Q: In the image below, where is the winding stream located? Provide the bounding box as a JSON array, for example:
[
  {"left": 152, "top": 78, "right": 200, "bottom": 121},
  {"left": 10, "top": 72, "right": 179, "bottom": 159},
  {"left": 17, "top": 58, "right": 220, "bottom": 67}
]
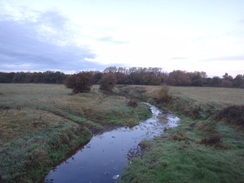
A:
[{"left": 45, "top": 103, "right": 180, "bottom": 183}]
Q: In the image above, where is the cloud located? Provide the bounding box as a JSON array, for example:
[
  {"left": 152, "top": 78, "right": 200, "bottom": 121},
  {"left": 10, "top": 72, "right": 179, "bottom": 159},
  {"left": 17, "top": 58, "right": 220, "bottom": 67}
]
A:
[
  {"left": 171, "top": 57, "right": 187, "bottom": 60},
  {"left": 203, "top": 55, "right": 244, "bottom": 62},
  {"left": 38, "top": 10, "right": 68, "bottom": 30},
  {"left": 0, "top": 10, "right": 106, "bottom": 72},
  {"left": 98, "top": 36, "right": 129, "bottom": 44}
]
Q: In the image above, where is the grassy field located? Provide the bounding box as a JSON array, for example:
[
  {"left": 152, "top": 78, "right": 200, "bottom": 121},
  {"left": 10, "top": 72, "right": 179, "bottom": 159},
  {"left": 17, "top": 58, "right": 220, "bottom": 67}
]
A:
[
  {"left": 1, "top": 84, "right": 243, "bottom": 182},
  {"left": 117, "top": 85, "right": 244, "bottom": 106},
  {"left": 169, "top": 86, "right": 244, "bottom": 106},
  {"left": 117, "top": 85, "right": 244, "bottom": 183},
  {"left": 0, "top": 84, "right": 151, "bottom": 182}
]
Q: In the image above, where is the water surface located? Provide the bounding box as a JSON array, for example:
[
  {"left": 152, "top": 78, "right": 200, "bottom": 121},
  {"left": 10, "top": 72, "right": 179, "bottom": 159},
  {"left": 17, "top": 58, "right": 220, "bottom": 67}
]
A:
[{"left": 45, "top": 103, "right": 179, "bottom": 183}]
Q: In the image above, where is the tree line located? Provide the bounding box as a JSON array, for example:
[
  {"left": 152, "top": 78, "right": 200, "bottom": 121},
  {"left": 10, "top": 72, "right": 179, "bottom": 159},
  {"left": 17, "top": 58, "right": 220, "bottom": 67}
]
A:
[
  {"left": 0, "top": 71, "right": 66, "bottom": 84},
  {"left": 0, "top": 67, "right": 243, "bottom": 89}
]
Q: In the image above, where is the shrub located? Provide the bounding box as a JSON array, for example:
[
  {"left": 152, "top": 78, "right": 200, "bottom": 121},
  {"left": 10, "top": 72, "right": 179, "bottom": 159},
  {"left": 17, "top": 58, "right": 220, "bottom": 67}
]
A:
[
  {"left": 127, "top": 99, "right": 138, "bottom": 108},
  {"left": 172, "top": 131, "right": 189, "bottom": 141},
  {"left": 215, "top": 105, "right": 244, "bottom": 126},
  {"left": 99, "top": 73, "right": 117, "bottom": 92},
  {"left": 65, "top": 72, "right": 93, "bottom": 93},
  {"left": 157, "top": 85, "right": 171, "bottom": 103},
  {"left": 200, "top": 135, "right": 222, "bottom": 146}
]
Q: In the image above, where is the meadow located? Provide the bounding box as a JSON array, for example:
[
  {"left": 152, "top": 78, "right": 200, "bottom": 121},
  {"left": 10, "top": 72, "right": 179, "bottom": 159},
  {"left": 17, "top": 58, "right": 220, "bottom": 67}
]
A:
[
  {"left": 0, "top": 84, "right": 151, "bottom": 182},
  {"left": 117, "top": 85, "right": 244, "bottom": 183},
  {"left": 0, "top": 83, "right": 243, "bottom": 183}
]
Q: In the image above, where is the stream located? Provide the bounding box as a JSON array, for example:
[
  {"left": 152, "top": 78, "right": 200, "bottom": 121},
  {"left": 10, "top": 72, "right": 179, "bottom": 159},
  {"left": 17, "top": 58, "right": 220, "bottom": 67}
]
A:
[{"left": 45, "top": 103, "right": 180, "bottom": 183}]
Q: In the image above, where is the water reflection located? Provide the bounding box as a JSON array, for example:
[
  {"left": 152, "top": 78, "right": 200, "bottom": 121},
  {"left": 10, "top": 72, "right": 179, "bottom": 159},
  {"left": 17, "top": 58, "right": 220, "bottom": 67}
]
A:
[{"left": 45, "top": 103, "right": 179, "bottom": 183}]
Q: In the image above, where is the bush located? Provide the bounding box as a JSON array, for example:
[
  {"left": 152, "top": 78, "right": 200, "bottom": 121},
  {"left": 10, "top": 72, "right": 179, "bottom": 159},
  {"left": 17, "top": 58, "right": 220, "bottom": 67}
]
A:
[
  {"left": 99, "top": 73, "right": 117, "bottom": 92},
  {"left": 200, "top": 135, "right": 222, "bottom": 146},
  {"left": 127, "top": 99, "right": 138, "bottom": 107},
  {"left": 65, "top": 72, "right": 93, "bottom": 93},
  {"left": 215, "top": 105, "right": 244, "bottom": 126},
  {"left": 157, "top": 85, "right": 171, "bottom": 103}
]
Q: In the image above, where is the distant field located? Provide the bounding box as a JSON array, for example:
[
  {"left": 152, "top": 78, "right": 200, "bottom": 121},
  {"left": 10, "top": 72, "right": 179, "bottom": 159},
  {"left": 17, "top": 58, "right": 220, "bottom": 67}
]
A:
[
  {"left": 169, "top": 86, "right": 244, "bottom": 106},
  {"left": 122, "top": 85, "right": 244, "bottom": 106}
]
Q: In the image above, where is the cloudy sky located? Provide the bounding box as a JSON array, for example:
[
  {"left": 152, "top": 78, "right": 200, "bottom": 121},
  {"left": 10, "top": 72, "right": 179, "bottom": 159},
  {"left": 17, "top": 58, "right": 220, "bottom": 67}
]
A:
[{"left": 0, "top": 0, "right": 243, "bottom": 76}]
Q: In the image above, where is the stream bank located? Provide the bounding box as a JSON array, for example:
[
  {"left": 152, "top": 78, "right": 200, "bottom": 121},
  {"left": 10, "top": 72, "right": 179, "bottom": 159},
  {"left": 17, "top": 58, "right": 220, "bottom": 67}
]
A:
[
  {"left": 117, "top": 86, "right": 244, "bottom": 183},
  {"left": 45, "top": 103, "right": 179, "bottom": 183},
  {"left": 0, "top": 84, "right": 151, "bottom": 183}
]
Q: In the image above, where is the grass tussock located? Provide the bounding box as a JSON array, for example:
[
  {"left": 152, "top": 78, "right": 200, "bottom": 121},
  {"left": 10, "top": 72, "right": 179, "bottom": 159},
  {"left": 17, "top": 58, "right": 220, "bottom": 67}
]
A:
[
  {"left": 156, "top": 85, "right": 171, "bottom": 103},
  {"left": 0, "top": 84, "right": 151, "bottom": 182}
]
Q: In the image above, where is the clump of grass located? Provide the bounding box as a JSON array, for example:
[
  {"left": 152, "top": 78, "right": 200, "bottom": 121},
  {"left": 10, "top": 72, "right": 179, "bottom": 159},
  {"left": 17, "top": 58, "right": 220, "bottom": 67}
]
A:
[
  {"left": 128, "top": 119, "right": 136, "bottom": 127},
  {"left": 139, "top": 140, "right": 151, "bottom": 150},
  {"left": 200, "top": 135, "right": 222, "bottom": 146},
  {"left": 127, "top": 99, "right": 138, "bottom": 107},
  {"left": 172, "top": 131, "right": 189, "bottom": 141}
]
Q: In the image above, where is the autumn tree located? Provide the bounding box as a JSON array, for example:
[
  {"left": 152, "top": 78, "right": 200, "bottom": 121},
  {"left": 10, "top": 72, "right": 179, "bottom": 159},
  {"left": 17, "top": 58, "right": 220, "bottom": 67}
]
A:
[
  {"left": 116, "top": 72, "right": 129, "bottom": 84},
  {"left": 188, "top": 71, "right": 206, "bottom": 86},
  {"left": 168, "top": 70, "right": 191, "bottom": 86},
  {"left": 221, "top": 73, "right": 233, "bottom": 87},
  {"left": 211, "top": 76, "right": 222, "bottom": 87},
  {"left": 99, "top": 73, "right": 117, "bottom": 92},
  {"left": 233, "top": 74, "right": 244, "bottom": 88},
  {"left": 65, "top": 72, "right": 93, "bottom": 93},
  {"left": 93, "top": 72, "right": 103, "bottom": 84}
]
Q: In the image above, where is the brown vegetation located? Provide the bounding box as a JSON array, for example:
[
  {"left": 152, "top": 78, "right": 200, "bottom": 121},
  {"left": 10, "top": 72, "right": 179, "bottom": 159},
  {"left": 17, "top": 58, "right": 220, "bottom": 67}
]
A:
[
  {"left": 200, "top": 135, "right": 222, "bottom": 146},
  {"left": 99, "top": 73, "right": 117, "bottom": 92},
  {"left": 214, "top": 105, "right": 244, "bottom": 126},
  {"left": 1, "top": 67, "right": 243, "bottom": 88},
  {"left": 65, "top": 71, "right": 93, "bottom": 93},
  {"left": 157, "top": 85, "right": 171, "bottom": 103}
]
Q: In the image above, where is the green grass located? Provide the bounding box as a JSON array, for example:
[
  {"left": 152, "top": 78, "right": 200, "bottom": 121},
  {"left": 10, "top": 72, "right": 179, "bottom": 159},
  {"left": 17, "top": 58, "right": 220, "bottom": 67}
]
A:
[
  {"left": 169, "top": 86, "right": 244, "bottom": 106},
  {"left": 118, "top": 85, "right": 244, "bottom": 183},
  {"left": 119, "top": 117, "right": 244, "bottom": 183},
  {"left": 117, "top": 85, "right": 244, "bottom": 106},
  {"left": 0, "top": 84, "right": 151, "bottom": 182}
]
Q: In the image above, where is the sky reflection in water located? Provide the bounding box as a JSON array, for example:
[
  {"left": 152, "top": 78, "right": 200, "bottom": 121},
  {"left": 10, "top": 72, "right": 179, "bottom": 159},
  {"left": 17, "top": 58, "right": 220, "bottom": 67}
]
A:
[{"left": 45, "top": 104, "right": 179, "bottom": 183}]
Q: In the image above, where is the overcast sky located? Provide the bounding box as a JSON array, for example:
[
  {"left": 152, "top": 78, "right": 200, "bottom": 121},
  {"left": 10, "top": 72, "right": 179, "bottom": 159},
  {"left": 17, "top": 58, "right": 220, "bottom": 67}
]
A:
[{"left": 0, "top": 0, "right": 243, "bottom": 76}]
